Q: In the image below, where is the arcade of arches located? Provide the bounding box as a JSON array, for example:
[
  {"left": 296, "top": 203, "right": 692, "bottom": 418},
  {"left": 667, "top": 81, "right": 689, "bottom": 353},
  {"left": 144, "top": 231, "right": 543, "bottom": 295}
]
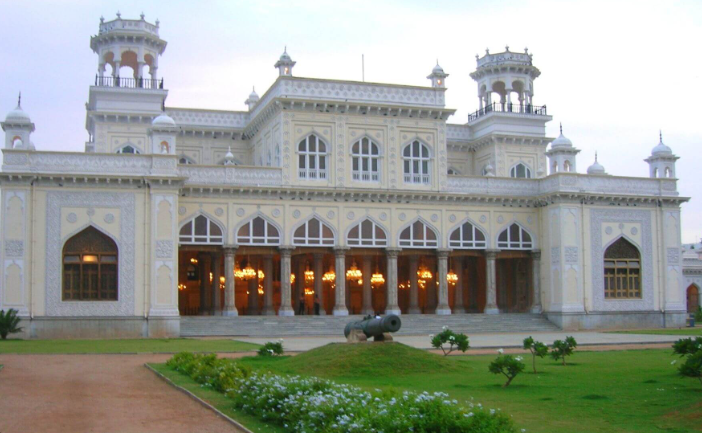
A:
[{"left": 175, "top": 215, "right": 542, "bottom": 316}]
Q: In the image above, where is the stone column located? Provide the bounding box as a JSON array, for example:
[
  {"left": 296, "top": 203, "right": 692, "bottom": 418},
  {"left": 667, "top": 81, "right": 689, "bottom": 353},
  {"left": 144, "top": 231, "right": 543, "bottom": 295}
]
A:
[
  {"left": 262, "top": 255, "right": 275, "bottom": 315},
  {"left": 484, "top": 249, "right": 500, "bottom": 314},
  {"left": 113, "top": 60, "right": 121, "bottom": 78},
  {"left": 453, "top": 256, "right": 465, "bottom": 314},
  {"left": 530, "top": 250, "right": 542, "bottom": 313},
  {"left": 198, "top": 253, "right": 209, "bottom": 315},
  {"left": 385, "top": 248, "right": 401, "bottom": 315},
  {"left": 211, "top": 252, "right": 222, "bottom": 315},
  {"left": 296, "top": 259, "right": 305, "bottom": 315},
  {"left": 333, "top": 247, "right": 349, "bottom": 316},
  {"left": 278, "top": 246, "right": 295, "bottom": 316},
  {"left": 223, "top": 247, "right": 238, "bottom": 316},
  {"left": 362, "top": 256, "right": 373, "bottom": 315},
  {"left": 247, "top": 259, "right": 260, "bottom": 315},
  {"left": 436, "top": 249, "right": 452, "bottom": 315},
  {"left": 313, "top": 253, "right": 325, "bottom": 315},
  {"left": 408, "top": 255, "right": 421, "bottom": 314}
]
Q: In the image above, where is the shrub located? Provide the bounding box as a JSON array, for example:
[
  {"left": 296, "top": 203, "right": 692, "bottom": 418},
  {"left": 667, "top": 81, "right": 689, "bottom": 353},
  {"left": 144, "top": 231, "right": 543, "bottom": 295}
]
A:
[
  {"left": 430, "top": 326, "right": 470, "bottom": 356},
  {"left": 551, "top": 336, "right": 578, "bottom": 366},
  {"left": 489, "top": 354, "right": 525, "bottom": 387},
  {"left": 695, "top": 307, "right": 702, "bottom": 323},
  {"left": 672, "top": 337, "right": 702, "bottom": 357},
  {"left": 672, "top": 337, "right": 702, "bottom": 388},
  {"left": 0, "top": 308, "right": 23, "bottom": 340},
  {"left": 257, "top": 339, "right": 284, "bottom": 357},
  {"left": 166, "top": 352, "right": 250, "bottom": 392},
  {"left": 523, "top": 336, "right": 548, "bottom": 373}
]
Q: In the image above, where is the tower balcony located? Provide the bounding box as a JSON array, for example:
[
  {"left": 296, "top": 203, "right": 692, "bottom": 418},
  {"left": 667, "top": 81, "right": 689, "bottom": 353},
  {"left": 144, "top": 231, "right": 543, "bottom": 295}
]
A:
[
  {"left": 94, "top": 75, "right": 164, "bottom": 90},
  {"left": 467, "top": 102, "right": 547, "bottom": 123}
]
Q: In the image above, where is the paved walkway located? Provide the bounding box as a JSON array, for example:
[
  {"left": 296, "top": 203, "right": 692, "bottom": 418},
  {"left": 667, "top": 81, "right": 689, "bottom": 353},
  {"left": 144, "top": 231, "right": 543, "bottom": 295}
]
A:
[
  {"left": 0, "top": 354, "right": 245, "bottom": 433},
  {"left": 235, "top": 330, "right": 689, "bottom": 352}
]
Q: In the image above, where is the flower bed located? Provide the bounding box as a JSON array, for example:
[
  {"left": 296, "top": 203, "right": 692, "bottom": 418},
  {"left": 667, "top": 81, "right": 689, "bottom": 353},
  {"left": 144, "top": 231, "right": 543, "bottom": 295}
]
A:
[{"left": 166, "top": 352, "right": 516, "bottom": 432}]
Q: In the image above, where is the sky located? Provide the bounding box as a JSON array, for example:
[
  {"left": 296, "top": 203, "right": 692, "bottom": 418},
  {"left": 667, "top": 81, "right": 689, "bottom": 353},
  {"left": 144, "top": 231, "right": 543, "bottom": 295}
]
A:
[{"left": 1, "top": 0, "right": 700, "bottom": 241}]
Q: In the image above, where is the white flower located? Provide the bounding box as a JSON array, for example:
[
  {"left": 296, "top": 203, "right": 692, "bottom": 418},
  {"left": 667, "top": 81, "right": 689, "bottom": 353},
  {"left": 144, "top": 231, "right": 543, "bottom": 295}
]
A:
[
  {"left": 497, "top": 348, "right": 504, "bottom": 354},
  {"left": 671, "top": 360, "right": 677, "bottom": 365}
]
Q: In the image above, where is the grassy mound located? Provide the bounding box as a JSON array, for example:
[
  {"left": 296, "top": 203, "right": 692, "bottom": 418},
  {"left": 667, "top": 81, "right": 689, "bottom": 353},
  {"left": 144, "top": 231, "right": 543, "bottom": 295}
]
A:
[{"left": 244, "top": 342, "right": 459, "bottom": 378}]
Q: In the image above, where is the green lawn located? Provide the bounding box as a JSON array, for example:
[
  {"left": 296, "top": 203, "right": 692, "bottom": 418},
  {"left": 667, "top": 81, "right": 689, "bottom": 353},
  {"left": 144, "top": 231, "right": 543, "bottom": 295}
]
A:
[
  {"left": 228, "top": 344, "right": 701, "bottom": 433},
  {"left": 0, "top": 338, "right": 259, "bottom": 354},
  {"left": 610, "top": 327, "right": 701, "bottom": 336}
]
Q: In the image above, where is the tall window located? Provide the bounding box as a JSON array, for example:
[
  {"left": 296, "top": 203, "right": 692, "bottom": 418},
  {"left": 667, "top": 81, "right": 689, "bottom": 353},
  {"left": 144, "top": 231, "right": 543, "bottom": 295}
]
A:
[
  {"left": 179, "top": 215, "right": 224, "bottom": 244},
  {"left": 604, "top": 237, "right": 641, "bottom": 299},
  {"left": 403, "top": 140, "right": 431, "bottom": 184},
  {"left": 298, "top": 134, "right": 327, "bottom": 180},
  {"left": 293, "top": 217, "right": 334, "bottom": 246},
  {"left": 347, "top": 219, "right": 387, "bottom": 247},
  {"left": 497, "top": 223, "right": 533, "bottom": 249},
  {"left": 116, "top": 144, "right": 140, "bottom": 154},
  {"left": 267, "top": 150, "right": 272, "bottom": 167},
  {"left": 62, "top": 226, "right": 118, "bottom": 301},
  {"left": 352, "top": 137, "right": 380, "bottom": 182},
  {"left": 237, "top": 216, "right": 280, "bottom": 245},
  {"left": 399, "top": 220, "right": 438, "bottom": 248},
  {"left": 449, "top": 221, "right": 487, "bottom": 249},
  {"left": 510, "top": 163, "right": 532, "bottom": 178}
]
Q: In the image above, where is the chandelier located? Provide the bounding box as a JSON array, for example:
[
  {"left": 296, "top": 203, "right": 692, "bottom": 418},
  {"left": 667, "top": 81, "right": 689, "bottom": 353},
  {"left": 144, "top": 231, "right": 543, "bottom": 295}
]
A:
[
  {"left": 258, "top": 269, "right": 265, "bottom": 280},
  {"left": 290, "top": 273, "right": 296, "bottom": 284},
  {"left": 304, "top": 262, "right": 315, "bottom": 283},
  {"left": 418, "top": 268, "right": 433, "bottom": 280},
  {"left": 323, "top": 266, "right": 336, "bottom": 283},
  {"left": 346, "top": 261, "right": 362, "bottom": 280},
  {"left": 304, "top": 288, "right": 315, "bottom": 296},
  {"left": 178, "top": 283, "right": 186, "bottom": 291},
  {"left": 258, "top": 284, "right": 264, "bottom": 295},
  {"left": 447, "top": 269, "right": 458, "bottom": 285},
  {"left": 241, "top": 262, "right": 256, "bottom": 281},
  {"left": 418, "top": 279, "right": 427, "bottom": 289},
  {"left": 234, "top": 264, "right": 244, "bottom": 280},
  {"left": 370, "top": 265, "right": 385, "bottom": 287}
]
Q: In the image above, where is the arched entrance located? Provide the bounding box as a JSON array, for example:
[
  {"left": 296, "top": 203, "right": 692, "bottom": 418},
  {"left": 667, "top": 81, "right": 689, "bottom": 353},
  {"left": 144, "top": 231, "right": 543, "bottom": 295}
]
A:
[{"left": 687, "top": 284, "right": 700, "bottom": 314}]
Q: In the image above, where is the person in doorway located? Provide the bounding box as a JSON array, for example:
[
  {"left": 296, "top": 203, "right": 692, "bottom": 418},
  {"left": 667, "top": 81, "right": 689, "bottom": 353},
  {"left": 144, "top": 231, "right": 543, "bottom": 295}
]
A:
[
  {"left": 314, "top": 294, "right": 320, "bottom": 315},
  {"left": 298, "top": 294, "right": 305, "bottom": 315}
]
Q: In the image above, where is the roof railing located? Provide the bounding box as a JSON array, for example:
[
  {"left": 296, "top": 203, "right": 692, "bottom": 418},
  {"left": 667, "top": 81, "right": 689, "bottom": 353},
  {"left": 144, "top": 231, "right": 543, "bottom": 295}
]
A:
[
  {"left": 467, "top": 102, "right": 547, "bottom": 122},
  {"left": 94, "top": 75, "right": 164, "bottom": 90}
]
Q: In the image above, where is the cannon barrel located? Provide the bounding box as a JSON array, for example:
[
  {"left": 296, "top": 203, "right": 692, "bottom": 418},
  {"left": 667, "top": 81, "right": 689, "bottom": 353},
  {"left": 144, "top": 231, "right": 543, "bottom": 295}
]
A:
[{"left": 344, "top": 314, "right": 401, "bottom": 338}]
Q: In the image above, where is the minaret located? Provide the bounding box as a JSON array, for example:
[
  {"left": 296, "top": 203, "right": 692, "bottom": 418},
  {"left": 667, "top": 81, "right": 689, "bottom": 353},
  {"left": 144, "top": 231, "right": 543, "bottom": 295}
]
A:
[
  {"left": 427, "top": 60, "right": 448, "bottom": 88},
  {"left": 245, "top": 87, "right": 260, "bottom": 111},
  {"left": 645, "top": 131, "right": 678, "bottom": 178},
  {"left": 274, "top": 47, "right": 296, "bottom": 77},
  {"left": 2, "top": 93, "right": 35, "bottom": 150},
  {"left": 545, "top": 123, "right": 580, "bottom": 174},
  {"left": 148, "top": 106, "right": 178, "bottom": 155}
]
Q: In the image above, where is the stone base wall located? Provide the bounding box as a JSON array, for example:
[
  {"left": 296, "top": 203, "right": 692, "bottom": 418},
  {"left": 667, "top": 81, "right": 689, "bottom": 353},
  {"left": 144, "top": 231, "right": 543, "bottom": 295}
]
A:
[
  {"left": 15, "top": 316, "right": 180, "bottom": 339},
  {"left": 546, "top": 310, "right": 688, "bottom": 330}
]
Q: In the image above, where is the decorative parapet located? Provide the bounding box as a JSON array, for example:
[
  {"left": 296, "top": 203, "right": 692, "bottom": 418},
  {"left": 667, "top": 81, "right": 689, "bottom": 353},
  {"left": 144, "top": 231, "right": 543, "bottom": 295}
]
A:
[
  {"left": 98, "top": 17, "right": 160, "bottom": 36},
  {"left": 476, "top": 51, "right": 532, "bottom": 68},
  {"left": 446, "top": 124, "right": 471, "bottom": 142},
  {"left": 178, "top": 165, "right": 282, "bottom": 186},
  {"left": 446, "top": 176, "right": 539, "bottom": 197},
  {"left": 166, "top": 108, "right": 248, "bottom": 129}
]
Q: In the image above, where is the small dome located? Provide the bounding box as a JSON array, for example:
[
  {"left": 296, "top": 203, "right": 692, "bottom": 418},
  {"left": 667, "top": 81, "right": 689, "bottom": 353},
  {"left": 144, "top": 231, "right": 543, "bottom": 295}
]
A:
[
  {"left": 279, "top": 48, "right": 292, "bottom": 62},
  {"left": 248, "top": 88, "right": 259, "bottom": 100},
  {"left": 484, "top": 163, "right": 495, "bottom": 177},
  {"left": 152, "top": 112, "right": 176, "bottom": 127},
  {"left": 432, "top": 63, "right": 445, "bottom": 74},
  {"left": 652, "top": 133, "right": 672, "bottom": 155},
  {"left": 551, "top": 123, "right": 572, "bottom": 148},
  {"left": 5, "top": 105, "right": 31, "bottom": 123},
  {"left": 587, "top": 153, "right": 606, "bottom": 175}
]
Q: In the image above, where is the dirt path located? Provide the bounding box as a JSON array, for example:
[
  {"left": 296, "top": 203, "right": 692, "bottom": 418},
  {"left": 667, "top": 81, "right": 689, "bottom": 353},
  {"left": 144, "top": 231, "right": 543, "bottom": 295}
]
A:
[{"left": 0, "top": 353, "right": 247, "bottom": 433}]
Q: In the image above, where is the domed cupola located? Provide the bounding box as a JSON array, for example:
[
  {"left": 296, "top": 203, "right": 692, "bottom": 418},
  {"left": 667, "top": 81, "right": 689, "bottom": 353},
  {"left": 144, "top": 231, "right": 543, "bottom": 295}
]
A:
[
  {"left": 274, "top": 47, "right": 296, "bottom": 77},
  {"left": 223, "top": 146, "right": 236, "bottom": 165},
  {"left": 645, "top": 131, "right": 678, "bottom": 178},
  {"left": 152, "top": 112, "right": 176, "bottom": 127},
  {"left": 245, "top": 87, "right": 260, "bottom": 111},
  {"left": 427, "top": 60, "right": 449, "bottom": 88},
  {"left": 148, "top": 107, "right": 178, "bottom": 155},
  {"left": 2, "top": 93, "right": 36, "bottom": 150},
  {"left": 586, "top": 152, "right": 607, "bottom": 175},
  {"left": 546, "top": 123, "right": 579, "bottom": 174}
]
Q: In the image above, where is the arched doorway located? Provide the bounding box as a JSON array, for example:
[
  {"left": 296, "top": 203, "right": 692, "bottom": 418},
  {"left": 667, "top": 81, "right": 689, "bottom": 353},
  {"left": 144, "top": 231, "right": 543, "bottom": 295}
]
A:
[{"left": 687, "top": 285, "right": 700, "bottom": 314}]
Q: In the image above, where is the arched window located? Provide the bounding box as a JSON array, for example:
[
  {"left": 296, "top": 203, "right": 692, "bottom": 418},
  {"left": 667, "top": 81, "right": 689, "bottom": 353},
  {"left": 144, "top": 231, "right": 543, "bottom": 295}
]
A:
[
  {"left": 347, "top": 219, "right": 387, "bottom": 247},
  {"left": 403, "top": 140, "right": 431, "bottom": 184},
  {"left": 449, "top": 221, "right": 487, "bottom": 249},
  {"left": 563, "top": 160, "right": 572, "bottom": 172},
  {"left": 178, "top": 155, "right": 195, "bottom": 165},
  {"left": 510, "top": 163, "right": 532, "bottom": 179},
  {"left": 275, "top": 145, "right": 281, "bottom": 167},
  {"left": 237, "top": 217, "right": 280, "bottom": 245},
  {"left": 352, "top": 137, "right": 380, "bottom": 182},
  {"left": 267, "top": 150, "right": 272, "bottom": 167},
  {"left": 293, "top": 217, "right": 334, "bottom": 246},
  {"left": 664, "top": 167, "right": 671, "bottom": 178},
  {"left": 497, "top": 223, "right": 533, "bottom": 249},
  {"left": 62, "top": 226, "right": 118, "bottom": 301},
  {"left": 298, "top": 134, "right": 327, "bottom": 179},
  {"left": 653, "top": 167, "right": 659, "bottom": 178},
  {"left": 179, "top": 215, "right": 224, "bottom": 244},
  {"left": 399, "top": 220, "right": 438, "bottom": 248},
  {"left": 604, "top": 237, "right": 641, "bottom": 299},
  {"left": 552, "top": 162, "right": 559, "bottom": 173},
  {"left": 447, "top": 167, "right": 461, "bottom": 175},
  {"left": 116, "top": 144, "right": 140, "bottom": 154}
]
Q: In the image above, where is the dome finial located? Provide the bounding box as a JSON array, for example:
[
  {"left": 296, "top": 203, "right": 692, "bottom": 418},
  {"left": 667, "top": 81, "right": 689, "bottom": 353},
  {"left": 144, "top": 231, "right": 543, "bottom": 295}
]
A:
[
  {"left": 560, "top": 122, "right": 562, "bottom": 135},
  {"left": 140, "top": 12, "right": 145, "bottom": 20},
  {"left": 595, "top": 151, "right": 598, "bottom": 162},
  {"left": 17, "top": 92, "right": 21, "bottom": 108},
  {"left": 659, "top": 130, "right": 663, "bottom": 143},
  {"left": 505, "top": 45, "right": 509, "bottom": 52},
  {"left": 116, "top": 10, "right": 121, "bottom": 19}
]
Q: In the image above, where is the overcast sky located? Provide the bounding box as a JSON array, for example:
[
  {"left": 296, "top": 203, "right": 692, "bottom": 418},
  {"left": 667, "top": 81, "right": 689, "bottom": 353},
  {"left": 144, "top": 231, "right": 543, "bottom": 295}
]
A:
[{"left": 1, "top": 0, "right": 700, "bottom": 242}]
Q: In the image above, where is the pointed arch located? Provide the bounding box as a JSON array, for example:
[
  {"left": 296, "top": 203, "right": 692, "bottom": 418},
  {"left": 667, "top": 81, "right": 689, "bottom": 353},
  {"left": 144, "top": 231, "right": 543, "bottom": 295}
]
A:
[
  {"left": 62, "top": 225, "right": 118, "bottom": 301},
  {"left": 497, "top": 222, "right": 533, "bottom": 249},
  {"left": 449, "top": 218, "right": 487, "bottom": 249},
  {"left": 398, "top": 218, "right": 439, "bottom": 248},
  {"left": 604, "top": 236, "right": 641, "bottom": 299},
  {"left": 178, "top": 154, "right": 196, "bottom": 165},
  {"left": 509, "top": 162, "right": 532, "bottom": 179},
  {"left": 235, "top": 214, "right": 281, "bottom": 245},
  {"left": 116, "top": 143, "right": 141, "bottom": 154},
  {"left": 351, "top": 136, "right": 381, "bottom": 182},
  {"left": 179, "top": 214, "right": 224, "bottom": 245},
  {"left": 402, "top": 139, "right": 432, "bottom": 184},
  {"left": 298, "top": 133, "right": 328, "bottom": 179},
  {"left": 292, "top": 215, "right": 335, "bottom": 246},
  {"left": 346, "top": 217, "right": 388, "bottom": 247}
]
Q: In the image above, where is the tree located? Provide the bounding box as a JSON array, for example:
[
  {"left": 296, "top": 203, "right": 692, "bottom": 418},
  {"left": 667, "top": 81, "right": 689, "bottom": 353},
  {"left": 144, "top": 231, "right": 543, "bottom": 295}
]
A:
[
  {"left": 550, "top": 336, "right": 578, "bottom": 366},
  {"left": 672, "top": 337, "right": 702, "bottom": 388},
  {"left": 0, "top": 308, "right": 23, "bottom": 340},
  {"left": 430, "top": 327, "right": 470, "bottom": 356},
  {"left": 523, "top": 336, "right": 548, "bottom": 373},
  {"left": 489, "top": 355, "right": 525, "bottom": 387}
]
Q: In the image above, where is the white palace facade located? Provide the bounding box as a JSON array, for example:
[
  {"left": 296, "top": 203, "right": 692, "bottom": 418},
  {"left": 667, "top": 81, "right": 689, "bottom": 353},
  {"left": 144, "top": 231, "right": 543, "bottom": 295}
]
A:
[{"left": 0, "top": 15, "right": 693, "bottom": 338}]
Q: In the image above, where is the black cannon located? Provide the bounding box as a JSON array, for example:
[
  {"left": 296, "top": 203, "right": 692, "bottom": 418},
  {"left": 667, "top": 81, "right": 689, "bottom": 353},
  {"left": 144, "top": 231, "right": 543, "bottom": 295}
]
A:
[{"left": 344, "top": 314, "right": 401, "bottom": 342}]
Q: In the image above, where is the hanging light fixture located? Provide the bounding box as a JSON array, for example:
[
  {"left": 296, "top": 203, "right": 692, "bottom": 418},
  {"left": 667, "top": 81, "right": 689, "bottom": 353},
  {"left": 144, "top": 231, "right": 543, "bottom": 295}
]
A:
[
  {"left": 234, "top": 263, "right": 244, "bottom": 280},
  {"left": 323, "top": 266, "right": 336, "bottom": 283},
  {"left": 304, "top": 262, "right": 315, "bottom": 283},
  {"left": 290, "top": 273, "right": 296, "bottom": 284},
  {"left": 241, "top": 257, "right": 256, "bottom": 281},
  {"left": 258, "top": 284, "right": 264, "bottom": 295},
  {"left": 219, "top": 276, "right": 226, "bottom": 285},
  {"left": 178, "top": 283, "right": 186, "bottom": 291},
  {"left": 258, "top": 269, "right": 265, "bottom": 280},
  {"left": 418, "top": 267, "right": 433, "bottom": 280},
  {"left": 447, "top": 258, "right": 457, "bottom": 285},
  {"left": 304, "top": 288, "right": 314, "bottom": 296},
  {"left": 190, "top": 257, "right": 199, "bottom": 264},
  {"left": 370, "top": 264, "right": 385, "bottom": 287},
  {"left": 346, "top": 260, "right": 362, "bottom": 280}
]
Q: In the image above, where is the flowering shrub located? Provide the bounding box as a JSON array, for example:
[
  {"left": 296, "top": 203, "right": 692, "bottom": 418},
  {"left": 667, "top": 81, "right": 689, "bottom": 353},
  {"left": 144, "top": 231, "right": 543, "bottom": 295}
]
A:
[
  {"left": 551, "top": 336, "right": 578, "bottom": 366},
  {"left": 257, "top": 339, "right": 284, "bottom": 357},
  {"left": 523, "top": 336, "right": 548, "bottom": 373},
  {"left": 488, "top": 353, "right": 525, "bottom": 387},
  {"left": 166, "top": 352, "right": 251, "bottom": 393},
  {"left": 672, "top": 337, "right": 702, "bottom": 387},
  {"left": 430, "top": 326, "right": 470, "bottom": 356},
  {"left": 166, "top": 352, "right": 517, "bottom": 432}
]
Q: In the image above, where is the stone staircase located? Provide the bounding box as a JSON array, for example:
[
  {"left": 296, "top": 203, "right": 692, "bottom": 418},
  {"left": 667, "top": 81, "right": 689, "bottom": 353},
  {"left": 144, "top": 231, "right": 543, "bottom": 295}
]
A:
[{"left": 180, "top": 313, "right": 560, "bottom": 337}]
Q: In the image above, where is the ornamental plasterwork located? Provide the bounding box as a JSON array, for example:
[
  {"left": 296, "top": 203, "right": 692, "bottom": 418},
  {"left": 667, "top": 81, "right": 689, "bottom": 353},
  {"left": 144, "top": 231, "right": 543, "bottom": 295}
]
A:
[
  {"left": 3, "top": 151, "right": 177, "bottom": 177},
  {"left": 45, "top": 191, "right": 135, "bottom": 316},
  {"left": 590, "top": 209, "right": 653, "bottom": 312},
  {"left": 564, "top": 246, "right": 578, "bottom": 264},
  {"left": 667, "top": 248, "right": 680, "bottom": 265},
  {"left": 178, "top": 166, "right": 282, "bottom": 186},
  {"left": 551, "top": 247, "right": 560, "bottom": 266},
  {"left": 4, "top": 240, "right": 23, "bottom": 258},
  {"left": 155, "top": 240, "right": 174, "bottom": 258}
]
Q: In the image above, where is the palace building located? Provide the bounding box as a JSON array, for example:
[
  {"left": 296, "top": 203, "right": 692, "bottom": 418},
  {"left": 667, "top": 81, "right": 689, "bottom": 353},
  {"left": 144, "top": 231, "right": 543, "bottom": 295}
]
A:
[{"left": 0, "top": 15, "right": 693, "bottom": 338}]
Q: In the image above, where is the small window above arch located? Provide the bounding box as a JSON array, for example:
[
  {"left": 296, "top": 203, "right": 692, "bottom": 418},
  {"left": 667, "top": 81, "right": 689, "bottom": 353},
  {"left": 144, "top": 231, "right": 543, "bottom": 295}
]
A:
[
  {"left": 347, "top": 218, "right": 387, "bottom": 247},
  {"left": 399, "top": 220, "right": 438, "bottom": 248},
  {"left": 449, "top": 221, "right": 487, "bottom": 249},
  {"left": 293, "top": 217, "right": 334, "bottom": 246},
  {"left": 497, "top": 223, "right": 532, "bottom": 249},
  {"left": 179, "top": 215, "right": 224, "bottom": 244},
  {"left": 116, "top": 144, "right": 141, "bottom": 154},
  {"left": 510, "top": 163, "right": 532, "bottom": 179},
  {"left": 237, "top": 216, "right": 280, "bottom": 245}
]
